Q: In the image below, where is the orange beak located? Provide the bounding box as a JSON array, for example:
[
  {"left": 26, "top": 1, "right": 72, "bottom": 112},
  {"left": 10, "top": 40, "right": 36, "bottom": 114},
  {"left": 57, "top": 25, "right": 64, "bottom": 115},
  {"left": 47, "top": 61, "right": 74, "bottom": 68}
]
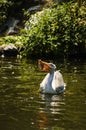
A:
[{"left": 38, "top": 59, "right": 51, "bottom": 71}]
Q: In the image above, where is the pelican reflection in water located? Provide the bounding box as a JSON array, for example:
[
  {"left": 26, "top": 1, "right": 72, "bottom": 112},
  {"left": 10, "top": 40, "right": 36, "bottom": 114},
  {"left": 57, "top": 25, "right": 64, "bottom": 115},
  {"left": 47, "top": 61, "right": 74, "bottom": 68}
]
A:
[{"left": 38, "top": 60, "right": 66, "bottom": 94}]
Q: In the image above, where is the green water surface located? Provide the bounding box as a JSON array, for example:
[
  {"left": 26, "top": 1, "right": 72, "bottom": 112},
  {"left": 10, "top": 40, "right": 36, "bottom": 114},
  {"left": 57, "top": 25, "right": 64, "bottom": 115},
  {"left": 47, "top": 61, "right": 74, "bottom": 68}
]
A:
[{"left": 0, "top": 58, "right": 86, "bottom": 130}]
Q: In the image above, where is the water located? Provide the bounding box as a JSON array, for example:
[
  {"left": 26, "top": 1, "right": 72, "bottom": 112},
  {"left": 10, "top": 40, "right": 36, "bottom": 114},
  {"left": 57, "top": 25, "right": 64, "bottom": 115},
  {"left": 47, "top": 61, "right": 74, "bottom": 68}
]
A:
[{"left": 0, "top": 57, "right": 86, "bottom": 130}]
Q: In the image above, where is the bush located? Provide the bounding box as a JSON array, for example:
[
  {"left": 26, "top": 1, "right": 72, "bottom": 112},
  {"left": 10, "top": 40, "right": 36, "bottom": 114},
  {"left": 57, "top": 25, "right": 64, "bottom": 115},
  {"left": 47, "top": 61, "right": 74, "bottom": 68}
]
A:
[
  {"left": 0, "top": 0, "right": 8, "bottom": 27},
  {"left": 21, "top": 2, "right": 86, "bottom": 58}
]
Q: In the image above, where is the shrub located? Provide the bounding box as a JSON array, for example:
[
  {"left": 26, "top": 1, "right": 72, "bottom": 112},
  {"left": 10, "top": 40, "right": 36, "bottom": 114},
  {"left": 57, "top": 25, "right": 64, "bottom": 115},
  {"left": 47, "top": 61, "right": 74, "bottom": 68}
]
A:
[{"left": 22, "top": 2, "right": 86, "bottom": 58}]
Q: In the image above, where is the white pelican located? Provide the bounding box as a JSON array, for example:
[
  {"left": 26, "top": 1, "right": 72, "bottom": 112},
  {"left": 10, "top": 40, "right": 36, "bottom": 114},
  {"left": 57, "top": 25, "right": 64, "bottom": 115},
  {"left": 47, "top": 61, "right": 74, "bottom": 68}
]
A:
[{"left": 38, "top": 60, "right": 66, "bottom": 94}]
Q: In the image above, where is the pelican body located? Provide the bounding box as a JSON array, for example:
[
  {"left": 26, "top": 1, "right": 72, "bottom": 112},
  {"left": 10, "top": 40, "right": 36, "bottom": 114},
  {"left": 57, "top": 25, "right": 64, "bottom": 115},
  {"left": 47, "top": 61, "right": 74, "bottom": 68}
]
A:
[{"left": 38, "top": 60, "right": 66, "bottom": 94}]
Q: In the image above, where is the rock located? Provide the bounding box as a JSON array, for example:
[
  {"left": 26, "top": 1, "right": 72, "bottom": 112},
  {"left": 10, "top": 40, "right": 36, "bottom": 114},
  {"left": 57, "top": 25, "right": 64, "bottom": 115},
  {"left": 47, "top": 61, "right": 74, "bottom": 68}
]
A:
[
  {"left": 0, "top": 18, "right": 20, "bottom": 36},
  {"left": 6, "top": 18, "right": 19, "bottom": 35},
  {"left": 28, "top": 5, "right": 41, "bottom": 12},
  {"left": 3, "top": 44, "right": 18, "bottom": 57}
]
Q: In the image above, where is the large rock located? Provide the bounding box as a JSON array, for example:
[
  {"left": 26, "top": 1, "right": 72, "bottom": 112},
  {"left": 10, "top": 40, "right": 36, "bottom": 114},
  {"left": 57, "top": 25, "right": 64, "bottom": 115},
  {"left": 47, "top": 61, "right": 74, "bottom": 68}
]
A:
[
  {"left": 3, "top": 44, "right": 18, "bottom": 57},
  {"left": 6, "top": 18, "right": 19, "bottom": 35}
]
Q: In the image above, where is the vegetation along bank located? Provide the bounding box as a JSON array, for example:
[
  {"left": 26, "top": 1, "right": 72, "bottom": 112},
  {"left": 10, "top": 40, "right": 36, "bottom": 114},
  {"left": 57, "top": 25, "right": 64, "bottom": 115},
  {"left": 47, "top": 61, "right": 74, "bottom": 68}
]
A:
[{"left": 0, "top": 0, "right": 86, "bottom": 59}]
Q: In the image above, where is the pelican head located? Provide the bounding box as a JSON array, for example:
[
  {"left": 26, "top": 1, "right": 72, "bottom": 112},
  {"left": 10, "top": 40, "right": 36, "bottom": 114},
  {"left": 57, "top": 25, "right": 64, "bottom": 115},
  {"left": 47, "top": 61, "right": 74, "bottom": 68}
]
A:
[{"left": 38, "top": 59, "right": 56, "bottom": 72}]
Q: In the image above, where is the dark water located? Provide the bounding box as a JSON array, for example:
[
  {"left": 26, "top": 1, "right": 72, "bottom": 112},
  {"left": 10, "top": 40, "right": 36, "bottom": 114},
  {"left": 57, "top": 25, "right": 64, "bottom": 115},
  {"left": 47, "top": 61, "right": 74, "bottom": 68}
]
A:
[{"left": 0, "top": 58, "right": 86, "bottom": 130}]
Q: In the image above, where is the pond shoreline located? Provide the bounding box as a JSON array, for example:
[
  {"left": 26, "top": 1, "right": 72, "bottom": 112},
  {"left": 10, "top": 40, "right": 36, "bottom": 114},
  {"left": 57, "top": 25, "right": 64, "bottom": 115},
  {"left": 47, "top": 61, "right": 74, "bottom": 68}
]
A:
[{"left": 0, "top": 41, "right": 85, "bottom": 59}]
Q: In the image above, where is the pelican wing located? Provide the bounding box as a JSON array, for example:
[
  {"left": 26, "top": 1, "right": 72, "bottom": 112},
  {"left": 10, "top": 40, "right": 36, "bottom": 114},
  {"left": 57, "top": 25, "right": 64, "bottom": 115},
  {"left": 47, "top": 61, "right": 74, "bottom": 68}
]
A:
[
  {"left": 52, "top": 71, "right": 65, "bottom": 91},
  {"left": 40, "top": 73, "right": 50, "bottom": 89}
]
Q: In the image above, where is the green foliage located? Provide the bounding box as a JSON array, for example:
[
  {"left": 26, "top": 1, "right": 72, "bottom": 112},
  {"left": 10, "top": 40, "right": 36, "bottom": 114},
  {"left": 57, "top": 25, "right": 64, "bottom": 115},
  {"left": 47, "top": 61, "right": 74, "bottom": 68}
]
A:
[
  {"left": 0, "top": 0, "right": 20, "bottom": 27},
  {"left": 21, "top": 2, "right": 86, "bottom": 58},
  {"left": 0, "top": 36, "right": 24, "bottom": 48},
  {"left": 0, "top": 0, "right": 8, "bottom": 27},
  {"left": 0, "top": 1, "right": 85, "bottom": 58},
  {"left": 0, "top": 0, "right": 25, "bottom": 27}
]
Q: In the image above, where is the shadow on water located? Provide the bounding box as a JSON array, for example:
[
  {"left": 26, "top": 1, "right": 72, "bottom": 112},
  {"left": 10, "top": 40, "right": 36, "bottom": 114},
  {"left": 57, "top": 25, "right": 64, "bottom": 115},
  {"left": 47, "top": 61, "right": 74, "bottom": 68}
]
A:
[{"left": 0, "top": 57, "right": 86, "bottom": 130}]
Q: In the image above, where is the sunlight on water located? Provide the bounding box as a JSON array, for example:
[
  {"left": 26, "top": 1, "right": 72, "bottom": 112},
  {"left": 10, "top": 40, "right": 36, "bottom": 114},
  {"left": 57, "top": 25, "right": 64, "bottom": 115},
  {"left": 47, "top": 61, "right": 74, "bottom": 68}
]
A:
[{"left": 0, "top": 57, "right": 86, "bottom": 130}]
